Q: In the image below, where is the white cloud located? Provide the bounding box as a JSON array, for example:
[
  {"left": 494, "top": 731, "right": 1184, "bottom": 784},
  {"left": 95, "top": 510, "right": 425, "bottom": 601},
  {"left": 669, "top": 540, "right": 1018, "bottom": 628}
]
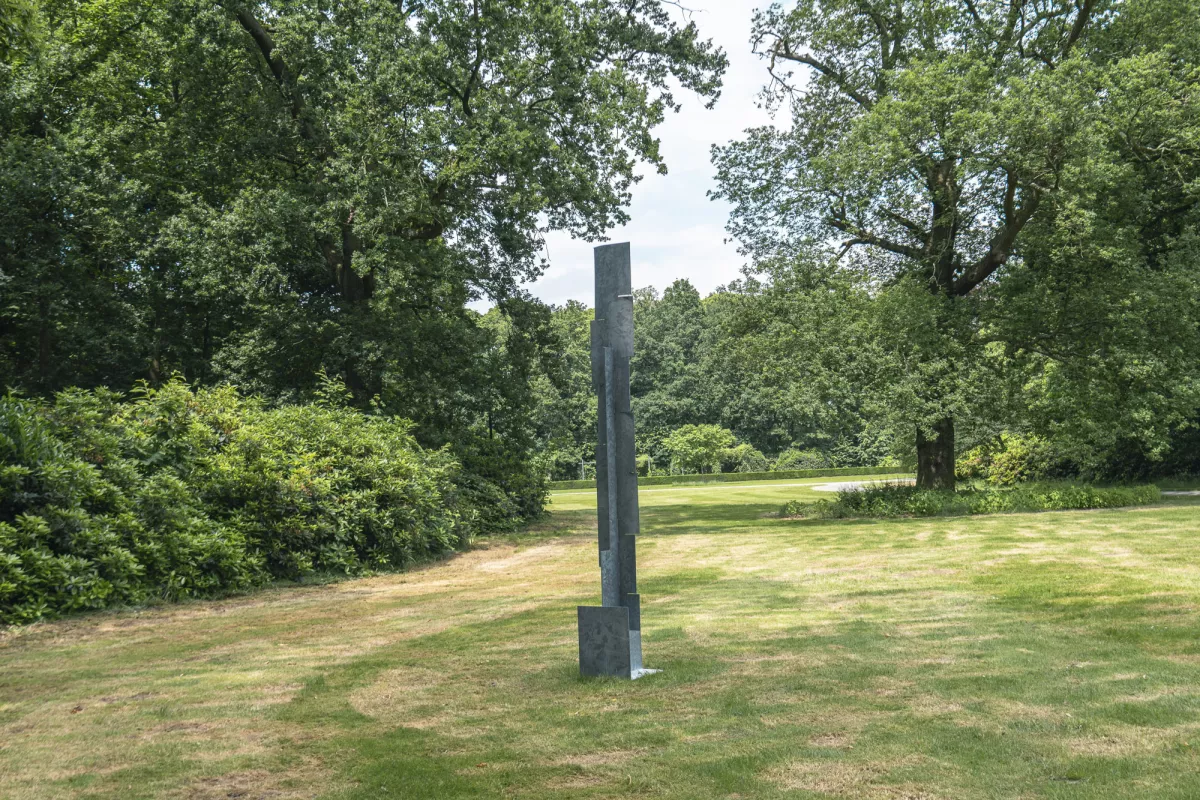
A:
[{"left": 497, "top": 1, "right": 778, "bottom": 309}]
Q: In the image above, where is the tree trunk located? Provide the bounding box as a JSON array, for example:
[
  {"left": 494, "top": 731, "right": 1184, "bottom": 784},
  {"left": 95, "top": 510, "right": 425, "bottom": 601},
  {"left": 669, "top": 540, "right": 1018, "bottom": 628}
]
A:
[
  {"left": 320, "top": 223, "right": 378, "bottom": 403},
  {"left": 916, "top": 417, "right": 956, "bottom": 490},
  {"left": 37, "top": 295, "right": 52, "bottom": 388}
]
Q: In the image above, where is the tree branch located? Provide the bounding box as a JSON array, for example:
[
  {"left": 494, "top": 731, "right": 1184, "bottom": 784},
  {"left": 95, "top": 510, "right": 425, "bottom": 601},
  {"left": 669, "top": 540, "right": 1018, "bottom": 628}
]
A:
[
  {"left": 962, "top": 0, "right": 983, "bottom": 26},
  {"left": 461, "top": 0, "right": 485, "bottom": 117},
  {"left": 954, "top": 187, "right": 1041, "bottom": 295},
  {"left": 882, "top": 209, "right": 929, "bottom": 241},
  {"left": 770, "top": 41, "right": 874, "bottom": 109},
  {"left": 232, "top": 6, "right": 329, "bottom": 153},
  {"left": 1062, "top": 0, "right": 1095, "bottom": 56},
  {"left": 233, "top": 8, "right": 303, "bottom": 123},
  {"left": 828, "top": 215, "right": 923, "bottom": 260}
]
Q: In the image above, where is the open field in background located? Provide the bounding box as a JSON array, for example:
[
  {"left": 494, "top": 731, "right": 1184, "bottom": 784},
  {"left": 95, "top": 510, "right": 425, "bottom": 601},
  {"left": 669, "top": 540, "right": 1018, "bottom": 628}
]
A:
[
  {"left": 2, "top": 475, "right": 1200, "bottom": 799},
  {"left": 547, "top": 474, "right": 907, "bottom": 505}
]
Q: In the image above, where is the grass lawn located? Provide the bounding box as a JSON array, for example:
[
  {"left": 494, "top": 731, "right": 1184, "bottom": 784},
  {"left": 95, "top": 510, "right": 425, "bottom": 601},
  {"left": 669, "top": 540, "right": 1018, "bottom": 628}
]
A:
[{"left": 3, "top": 474, "right": 1200, "bottom": 798}]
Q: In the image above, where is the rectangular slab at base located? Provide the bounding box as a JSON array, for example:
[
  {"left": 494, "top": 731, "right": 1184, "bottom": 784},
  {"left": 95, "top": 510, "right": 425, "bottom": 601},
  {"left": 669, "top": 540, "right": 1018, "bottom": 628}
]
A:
[{"left": 578, "top": 606, "right": 659, "bottom": 680}]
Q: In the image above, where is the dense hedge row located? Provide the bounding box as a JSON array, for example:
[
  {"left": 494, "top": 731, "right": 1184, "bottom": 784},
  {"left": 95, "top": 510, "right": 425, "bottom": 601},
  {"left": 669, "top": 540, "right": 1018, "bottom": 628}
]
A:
[
  {"left": 550, "top": 466, "right": 909, "bottom": 491},
  {"left": 0, "top": 382, "right": 479, "bottom": 623},
  {"left": 782, "top": 482, "right": 1162, "bottom": 519}
]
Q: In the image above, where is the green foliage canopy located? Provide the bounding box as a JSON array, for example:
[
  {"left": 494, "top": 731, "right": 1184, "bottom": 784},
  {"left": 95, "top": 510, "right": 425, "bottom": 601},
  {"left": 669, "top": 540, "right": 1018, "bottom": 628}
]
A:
[
  {"left": 0, "top": 0, "right": 727, "bottom": 519},
  {"left": 713, "top": 0, "right": 1200, "bottom": 487}
]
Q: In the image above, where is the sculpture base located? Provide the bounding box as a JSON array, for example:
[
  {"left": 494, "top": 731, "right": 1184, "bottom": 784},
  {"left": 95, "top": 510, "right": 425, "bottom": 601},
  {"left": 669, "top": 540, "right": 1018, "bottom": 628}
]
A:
[{"left": 577, "top": 606, "right": 658, "bottom": 680}]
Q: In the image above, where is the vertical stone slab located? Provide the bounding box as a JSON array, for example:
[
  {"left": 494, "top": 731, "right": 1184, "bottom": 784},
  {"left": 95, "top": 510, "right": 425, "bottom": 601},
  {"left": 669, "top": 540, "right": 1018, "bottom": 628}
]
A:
[{"left": 594, "top": 243, "right": 631, "bottom": 322}]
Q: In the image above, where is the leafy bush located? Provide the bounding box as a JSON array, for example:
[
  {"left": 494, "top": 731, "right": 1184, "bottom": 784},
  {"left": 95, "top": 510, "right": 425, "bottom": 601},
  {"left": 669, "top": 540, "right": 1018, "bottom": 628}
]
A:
[
  {"left": 546, "top": 446, "right": 590, "bottom": 482},
  {"left": 956, "top": 434, "right": 1055, "bottom": 486},
  {"left": 452, "top": 432, "right": 548, "bottom": 535},
  {"left": 0, "top": 390, "right": 259, "bottom": 623},
  {"left": 782, "top": 481, "right": 1161, "bottom": 519},
  {"left": 721, "top": 443, "right": 770, "bottom": 473},
  {"left": 662, "top": 424, "right": 735, "bottom": 474},
  {"left": 1, "top": 380, "right": 477, "bottom": 623},
  {"left": 205, "top": 404, "right": 468, "bottom": 579},
  {"left": 773, "top": 448, "right": 828, "bottom": 471}
]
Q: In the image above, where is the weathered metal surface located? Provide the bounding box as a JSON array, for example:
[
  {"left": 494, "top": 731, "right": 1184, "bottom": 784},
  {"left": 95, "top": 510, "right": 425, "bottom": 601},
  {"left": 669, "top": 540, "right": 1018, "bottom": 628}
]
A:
[
  {"left": 601, "top": 347, "right": 620, "bottom": 607},
  {"left": 577, "top": 605, "right": 631, "bottom": 678},
  {"left": 578, "top": 242, "right": 656, "bottom": 680}
]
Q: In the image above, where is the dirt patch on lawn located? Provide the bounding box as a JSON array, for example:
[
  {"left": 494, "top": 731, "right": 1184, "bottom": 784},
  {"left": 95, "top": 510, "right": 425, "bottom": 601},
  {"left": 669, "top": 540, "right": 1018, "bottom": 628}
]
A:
[{"left": 170, "top": 759, "right": 330, "bottom": 800}]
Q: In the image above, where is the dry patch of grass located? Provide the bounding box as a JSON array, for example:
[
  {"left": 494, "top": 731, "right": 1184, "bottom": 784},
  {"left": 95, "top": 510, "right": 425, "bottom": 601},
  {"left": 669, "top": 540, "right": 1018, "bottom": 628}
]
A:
[{"left": 766, "top": 755, "right": 936, "bottom": 797}]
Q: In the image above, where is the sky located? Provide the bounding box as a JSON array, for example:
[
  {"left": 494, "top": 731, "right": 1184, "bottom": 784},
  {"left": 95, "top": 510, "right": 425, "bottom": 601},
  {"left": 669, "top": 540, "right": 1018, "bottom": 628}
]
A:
[{"left": 519, "top": 0, "right": 777, "bottom": 308}]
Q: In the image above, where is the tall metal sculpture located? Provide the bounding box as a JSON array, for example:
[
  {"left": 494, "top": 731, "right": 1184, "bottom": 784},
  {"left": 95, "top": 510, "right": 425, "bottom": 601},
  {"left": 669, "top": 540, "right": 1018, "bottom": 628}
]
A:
[{"left": 577, "top": 243, "right": 657, "bottom": 680}]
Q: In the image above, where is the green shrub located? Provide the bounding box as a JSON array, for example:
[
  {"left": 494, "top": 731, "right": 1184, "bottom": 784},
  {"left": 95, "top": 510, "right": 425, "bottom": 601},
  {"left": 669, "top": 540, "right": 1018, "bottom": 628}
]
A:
[
  {"left": 663, "top": 424, "right": 735, "bottom": 474},
  {"left": 956, "top": 434, "right": 1055, "bottom": 486},
  {"left": 546, "top": 447, "right": 591, "bottom": 482},
  {"left": 204, "top": 404, "right": 468, "bottom": 579},
  {"left": 782, "top": 481, "right": 1161, "bottom": 519},
  {"left": 636, "top": 454, "right": 650, "bottom": 477},
  {"left": 0, "top": 380, "right": 477, "bottom": 623},
  {"left": 0, "top": 391, "right": 260, "bottom": 623},
  {"left": 773, "top": 448, "right": 828, "bottom": 471},
  {"left": 721, "top": 443, "right": 770, "bottom": 473},
  {"left": 954, "top": 447, "right": 989, "bottom": 482},
  {"left": 453, "top": 432, "right": 548, "bottom": 535}
]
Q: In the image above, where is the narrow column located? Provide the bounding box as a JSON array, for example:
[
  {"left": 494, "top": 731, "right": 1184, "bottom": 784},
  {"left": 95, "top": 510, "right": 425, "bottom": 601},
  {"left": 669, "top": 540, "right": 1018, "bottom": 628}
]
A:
[{"left": 577, "top": 243, "right": 656, "bottom": 680}]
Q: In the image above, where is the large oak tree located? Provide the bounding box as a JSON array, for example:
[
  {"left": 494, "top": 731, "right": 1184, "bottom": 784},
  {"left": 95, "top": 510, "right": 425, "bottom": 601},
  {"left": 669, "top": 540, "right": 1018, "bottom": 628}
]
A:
[{"left": 714, "top": 0, "right": 1113, "bottom": 488}]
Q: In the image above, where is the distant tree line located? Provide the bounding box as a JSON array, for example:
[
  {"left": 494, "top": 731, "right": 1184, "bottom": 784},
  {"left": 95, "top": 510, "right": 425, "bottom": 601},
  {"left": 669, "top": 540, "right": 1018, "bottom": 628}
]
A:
[
  {"left": 534, "top": 266, "right": 1200, "bottom": 483},
  {"left": 535, "top": 279, "right": 897, "bottom": 482}
]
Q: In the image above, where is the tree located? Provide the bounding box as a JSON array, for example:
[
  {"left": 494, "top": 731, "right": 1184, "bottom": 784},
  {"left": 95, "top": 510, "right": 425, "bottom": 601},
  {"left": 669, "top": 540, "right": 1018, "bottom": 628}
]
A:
[
  {"left": 662, "top": 423, "right": 735, "bottom": 474},
  {"left": 714, "top": 0, "right": 1110, "bottom": 488},
  {"left": 2, "top": 0, "right": 726, "bottom": 396},
  {"left": 534, "top": 273, "right": 904, "bottom": 474},
  {"left": 700, "top": 270, "right": 891, "bottom": 463},
  {"left": 531, "top": 301, "right": 595, "bottom": 480},
  {"left": 1, "top": 0, "right": 727, "bottom": 518},
  {"left": 988, "top": 0, "right": 1200, "bottom": 473}
]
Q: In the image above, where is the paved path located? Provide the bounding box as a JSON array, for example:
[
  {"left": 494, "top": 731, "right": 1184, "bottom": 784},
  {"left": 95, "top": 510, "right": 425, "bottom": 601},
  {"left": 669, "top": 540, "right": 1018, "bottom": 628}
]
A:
[
  {"left": 813, "top": 483, "right": 1198, "bottom": 495},
  {"left": 556, "top": 479, "right": 1195, "bottom": 497},
  {"left": 553, "top": 481, "right": 840, "bottom": 497},
  {"left": 812, "top": 478, "right": 916, "bottom": 493}
]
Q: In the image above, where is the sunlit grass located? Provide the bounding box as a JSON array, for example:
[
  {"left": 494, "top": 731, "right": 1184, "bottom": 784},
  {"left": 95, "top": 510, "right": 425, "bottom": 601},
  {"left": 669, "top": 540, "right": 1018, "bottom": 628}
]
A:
[{"left": 2, "top": 476, "right": 1199, "bottom": 798}]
